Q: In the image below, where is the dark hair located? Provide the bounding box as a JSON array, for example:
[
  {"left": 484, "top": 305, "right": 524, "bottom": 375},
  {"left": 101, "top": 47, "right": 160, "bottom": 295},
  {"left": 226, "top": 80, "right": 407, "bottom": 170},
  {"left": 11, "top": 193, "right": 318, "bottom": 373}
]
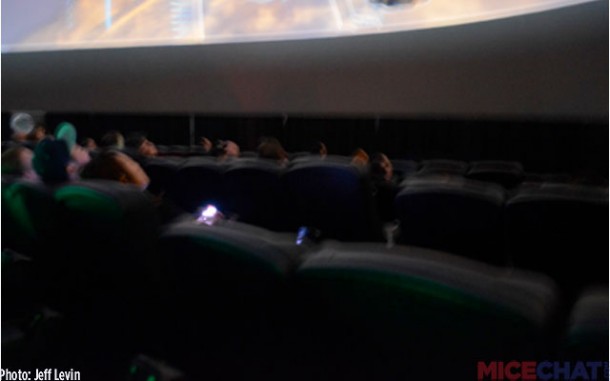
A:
[
  {"left": 26, "top": 123, "right": 46, "bottom": 141},
  {"left": 258, "top": 137, "right": 287, "bottom": 161},
  {"left": 309, "top": 141, "right": 327, "bottom": 155},
  {"left": 100, "top": 130, "right": 124, "bottom": 148},
  {"left": 125, "top": 133, "right": 147, "bottom": 149},
  {"left": 81, "top": 149, "right": 122, "bottom": 181},
  {"left": 370, "top": 152, "right": 393, "bottom": 181},
  {"left": 210, "top": 140, "right": 228, "bottom": 157},
  {"left": 1, "top": 146, "right": 32, "bottom": 176}
]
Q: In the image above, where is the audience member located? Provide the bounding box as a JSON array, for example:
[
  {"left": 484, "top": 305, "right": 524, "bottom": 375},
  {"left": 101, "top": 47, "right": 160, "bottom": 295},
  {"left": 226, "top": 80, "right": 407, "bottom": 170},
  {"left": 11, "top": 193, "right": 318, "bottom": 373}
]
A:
[
  {"left": 32, "top": 139, "right": 73, "bottom": 184},
  {"left": 125, "top": 133, "right": 159, "bottom": 163},
  {"left": 210, "top": 140, "right": 240, "bottom": 161},
  {"left": 310, "top": 141, "right": 328, "bottom": 158},
  {"left": 200, "top": 137, "right": 213, "bottom": 154},
  {"left": 82, "top": 149, "right": 187, "bottom": 223},
  {"left": 81, "top": 137, "right": 98, "bottom": 152},
  {"left": 1, "top": 146, "right": 38, "bottom": 181},
  {"left": 9, "top": 113, "right": 35, "bottom": 145},
  {"left": 351, "top": 148, "right": 370, "bottom": 167},
  {"left": 24, "top": 123, "right": 47, "bottom": 149},
  {"left": 371, "top": 152, "right": 394, "bottom": 182},
  {"left": 81, "top": 149, "right": 150, "bottom": 190},
  {"left": 258, "top": 137, "right": 288, "bottom": 165},
  {"left": 100, "top": 130, "right": 125, "bottom": 150},
  {"left": 370, "top": 152, "right": 399, "bottom": 222}
]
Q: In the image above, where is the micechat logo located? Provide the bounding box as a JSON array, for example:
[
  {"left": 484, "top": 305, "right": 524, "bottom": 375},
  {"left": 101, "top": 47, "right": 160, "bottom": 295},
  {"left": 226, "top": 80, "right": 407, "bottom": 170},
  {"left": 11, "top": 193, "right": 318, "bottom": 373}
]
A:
[{"left": 477, "top": 361, "right": 609, "bottom": 380}]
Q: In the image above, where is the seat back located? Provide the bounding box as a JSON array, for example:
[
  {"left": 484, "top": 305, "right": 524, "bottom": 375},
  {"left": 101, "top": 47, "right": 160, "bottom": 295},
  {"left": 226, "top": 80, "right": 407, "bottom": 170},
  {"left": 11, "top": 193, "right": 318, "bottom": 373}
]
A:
[
  {"left": 562, "top": 288, "right": 609, "bottom": 361},
  {"left": 173, "top": 157, "right": 226, "bottom": 213},
  {"left": 467, "top": 160, "right": 524, "bottom": 188},
  {"left": 418, "top": 159, "right": 469, "bottom": 176},
  {"left": 294, "top": 242, "right": 558, "bottom": 379},
  {"left": 390, "top": 159, "right": 418, "bottom": 181},
  {"left": 224, "top": 159, "right": 287, "bottom": 230},
  {"left": 160, "top": 220, "right": 299, "bottom": 299},
  {"left": 395, "top": 176, "right": 506, "bottom": 264},
  {"left": 1, "top": 179, "right": 61, "bottom": 256},
  {"left": 506, "top": 183, "right": 608, "bottom": 294},
  {"left": 54, "top": 180, "right": 161, "bottom": 294},
  {"left": 283, "top": 160, "right": 382, "bottom": 241},
  {"left": 143, "top": 157, "right": 180, "bottom": 196},
  {"left": 52, "top": 180, "right": 163, "bottom": 356},
  {"left": 159, "top": 220, "right": 301, "bottom": 377}
]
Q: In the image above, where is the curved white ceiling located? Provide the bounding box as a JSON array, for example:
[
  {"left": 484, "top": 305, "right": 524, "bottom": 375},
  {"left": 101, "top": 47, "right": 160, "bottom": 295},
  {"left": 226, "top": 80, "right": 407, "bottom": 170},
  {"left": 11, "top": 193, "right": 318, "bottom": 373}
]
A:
[{"left": 1, "top": 0, "right": 598, "bottom": 52}]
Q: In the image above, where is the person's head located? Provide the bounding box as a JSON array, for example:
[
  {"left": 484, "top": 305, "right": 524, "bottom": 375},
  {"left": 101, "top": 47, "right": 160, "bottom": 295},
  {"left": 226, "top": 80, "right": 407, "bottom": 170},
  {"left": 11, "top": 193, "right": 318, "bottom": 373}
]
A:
[
  {"left": 70, "top": 144, "right": 91, "bottom": 167},
  {"left": 200, "top": 137, "right": 212, "bottom": 153},
  {"left": 211, "top": 140, "right": 240, "bottom": 160},
  {"left": 1, "top": 146, "right": 37, "bottom": 181},
  {"left": 81, "top": 150, "right": 150, "bottom": 190},
  {"left": 351, "top": 148, "right": 369, "bottom": 167},
  {"left": 100, "top": 131, "right": 125, "bottom": 150},
  {"left": 310, "top": 141, "right": 327, "bottom": 157},
  {"left": 258, "top": 137, "right": 288, "bottom": 163},
  {"left": 371, "top": 153, "right": 393, "bottom": 182},
  {"left": 126, "top": 133, "right": 158, "bottom": 157},
  {"left": 32, "top": 138, "right": 71, "bottom": 184},
  {"left": 225, "top": 140, "right": 240, "bottom": 158},
  {"left": 10, "top": 113, "right": 35, "bottom": 142},
  {"left": 81, "top": 137, "right": 98, "bottom": 151},
  {"left": 26, "top": 124, "right": 47, "bottom": 143}
]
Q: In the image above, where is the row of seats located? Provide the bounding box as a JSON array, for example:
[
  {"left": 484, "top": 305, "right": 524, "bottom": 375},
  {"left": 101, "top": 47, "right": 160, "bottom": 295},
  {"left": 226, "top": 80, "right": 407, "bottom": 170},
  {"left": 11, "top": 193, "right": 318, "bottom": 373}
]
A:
[
  {"left": 162, "top": 221, "right": 561, "bottom": 380},
  {"left": 155, "top": 155, "right": 526, "bottom": 186},
  {"left": 158, "top": 151, "right": 601, "bottom": 186},
  {"left": 3, "top": 207, "right": 607, "bottom": 379},
  {"left": 146, "top": 156, "right": 382, "bottom": 240},
  {"left": 141, "top": 157, "right": 608, "bottom": 291},
  {"left": 155, "top": 145, "right": 541, "bottom": 184},
  {"left": 3, "top": 169, "right": 607, "bottom": 298},
  {"left": 2, "top": 179, "right": 166, "bottom": 379}
]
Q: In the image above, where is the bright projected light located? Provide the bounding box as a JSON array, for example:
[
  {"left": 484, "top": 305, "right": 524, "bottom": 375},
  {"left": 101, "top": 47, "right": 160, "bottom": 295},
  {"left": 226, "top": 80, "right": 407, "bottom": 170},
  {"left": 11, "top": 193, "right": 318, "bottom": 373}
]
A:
[{"left": 0, "top": 0, "right": 598, "bottom": 52}]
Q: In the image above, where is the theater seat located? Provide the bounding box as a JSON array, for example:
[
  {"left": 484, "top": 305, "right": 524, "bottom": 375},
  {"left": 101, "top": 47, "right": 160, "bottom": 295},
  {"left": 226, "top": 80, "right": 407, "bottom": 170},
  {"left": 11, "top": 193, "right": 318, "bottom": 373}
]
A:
[
  {"left": 418, "top": 159, "right": 469, "bottom": 176},
  {"left": 143, "top": 157, "right": 180, "bottom": 196},
  {"left": 294, "top": 242, "right": 559, "bottom": 380},
  {"left": 562, "top": 288, "right": 609, "bottom": 360},
  {"left": 54, "top": 179, "right": 161, "bottom": 287},
  {"left": 395, "top": 176, "right": 507, "bottom": 264},
  {"left": 167, "top": 145, "right": 190, "bottom": 157},
  {"left": 283, "top": 160, "right": 382, "bottom": 241},
  {"left": 467, "top": 160, "right": 524, "bottom": 188},
  {"left": 53, "top": 180, "right": 162, "bottom": 356},
  {"left": 224, "top": 159, "right": 287, "bottom": 230},
  {"left": 506, "top": 183, "right": 608, "bottom": 296},
  {"left": 2, "top": 250, "right": 40, "bottom": 321},
  {"left": 173, "top": 157, "right": 226, "bottom": 213},
  {"left": 390, "top": 159, "right": 418, "bottom": 181},
  {"left": 1, "top": 179, "right": 61, "bottom": 257},
  {"left": 159, "top": 220, "right": 302, "bottom": 379},
  {"left": 160, "top": 219, "right": 300, "bottom": 297}
]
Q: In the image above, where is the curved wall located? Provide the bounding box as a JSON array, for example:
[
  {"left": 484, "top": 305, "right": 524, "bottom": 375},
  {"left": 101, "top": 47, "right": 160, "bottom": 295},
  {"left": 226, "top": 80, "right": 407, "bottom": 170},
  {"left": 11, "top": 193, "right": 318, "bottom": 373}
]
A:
[{"left": 2, "top": 1, "right": 608, "bottom": 119}]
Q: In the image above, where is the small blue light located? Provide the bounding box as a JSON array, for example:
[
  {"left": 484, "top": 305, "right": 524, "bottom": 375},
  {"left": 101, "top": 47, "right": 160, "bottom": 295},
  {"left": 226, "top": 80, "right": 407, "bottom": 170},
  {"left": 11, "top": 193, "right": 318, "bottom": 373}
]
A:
[{"left": 296, "top": 227, "right": 308, "bottom": 245}]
